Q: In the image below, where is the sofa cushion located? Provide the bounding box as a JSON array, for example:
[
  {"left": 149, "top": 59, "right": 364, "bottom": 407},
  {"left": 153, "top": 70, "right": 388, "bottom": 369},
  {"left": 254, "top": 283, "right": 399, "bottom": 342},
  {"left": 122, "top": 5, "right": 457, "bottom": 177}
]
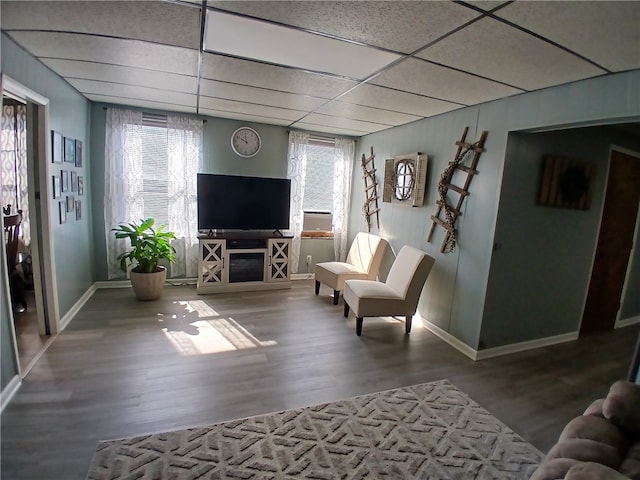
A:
[
  {"left": 603, "top": 381, "right": 640, "bottom": 435},
  {"left": 564, "top": 462, "right": 631, "bottom": 480},
  {"left": 620, "top": 441, "right": 640, "bottom": 480},
  {"left": 560, "top": 415, "right": 629, "bottom": 453},
  {"left": 529, "top": 457, "right": 581, "bottom": 480},
  {"left": 546, "top": 438, "right": 622, "bottom": 469}
]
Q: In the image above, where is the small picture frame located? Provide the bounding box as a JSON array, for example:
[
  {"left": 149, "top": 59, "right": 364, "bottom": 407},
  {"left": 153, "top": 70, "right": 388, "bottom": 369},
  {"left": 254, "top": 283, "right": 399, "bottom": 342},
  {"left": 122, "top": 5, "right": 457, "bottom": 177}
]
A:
[
  {"left": 71, "top": 171, "right": 77, "bottom": 192},
  {"left": 59, "top": 201, "right": 67, "bottom": 224},
  {"left": 75, "top": 140, "right": 83, "bottom": 168},
  {"left": 64, "top": 137, "right": 75, "bottom": 164},
  {"left": 51, "top": 131, "right": 63, "bottom": 164},
  {"left": 66, "top": 195, "right": 75, "bottom": 213},
  {"left": 77, "top": 176, "right": 84, "bottom": 196},
  {"left": 61, "top": 170, "right": 69, "bottom": 192},
  {"left": 52, "top": 175, "right": 61, "bottom": 199},
  {"left": 75, "top": 201, "right": 82, "bottom": 220}
]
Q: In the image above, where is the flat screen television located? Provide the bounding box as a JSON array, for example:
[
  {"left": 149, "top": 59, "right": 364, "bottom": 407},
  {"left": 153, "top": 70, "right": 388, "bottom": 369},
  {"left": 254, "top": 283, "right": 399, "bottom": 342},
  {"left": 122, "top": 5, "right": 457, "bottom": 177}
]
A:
[{"left": 197, "top": 173, "right": 291, "bottom": 231}]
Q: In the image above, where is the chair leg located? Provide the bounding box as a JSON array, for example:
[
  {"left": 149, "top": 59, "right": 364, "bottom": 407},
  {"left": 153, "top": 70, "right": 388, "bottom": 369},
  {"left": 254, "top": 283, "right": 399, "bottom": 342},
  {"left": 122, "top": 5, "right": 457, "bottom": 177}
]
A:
[
  {"left": 356, "top": 317, "right": 363, "bottom": 336},
  {"left": 333, "top": 290, "right": 340, "bottom": 305},
  {"left": 405, "top": 315, "right": 412, "bottom": 334},
  {"left": 343, "top": 303, "right": 350, "bottom": 318},
  {"left": 315, "top": 280, "right": 320, "bottom": 295}
]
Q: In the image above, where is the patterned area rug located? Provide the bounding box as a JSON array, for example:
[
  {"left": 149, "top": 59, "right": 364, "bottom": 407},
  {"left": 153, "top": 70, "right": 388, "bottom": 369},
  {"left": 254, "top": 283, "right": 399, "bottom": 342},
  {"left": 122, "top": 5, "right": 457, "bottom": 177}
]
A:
[{"left": 86, "top": 379, "right": 543, "bottom": 479}]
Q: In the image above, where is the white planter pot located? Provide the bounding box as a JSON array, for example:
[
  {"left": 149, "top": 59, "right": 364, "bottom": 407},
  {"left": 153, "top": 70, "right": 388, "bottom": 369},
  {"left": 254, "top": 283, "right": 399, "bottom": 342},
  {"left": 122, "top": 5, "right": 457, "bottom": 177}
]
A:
[{"left": 130, "top": 266, "right": 167, "bottom": 301}]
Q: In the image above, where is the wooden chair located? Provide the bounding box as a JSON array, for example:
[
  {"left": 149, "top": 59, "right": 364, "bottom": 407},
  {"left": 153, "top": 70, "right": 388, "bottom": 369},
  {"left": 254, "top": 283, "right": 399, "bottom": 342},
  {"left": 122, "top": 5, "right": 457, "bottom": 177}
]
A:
[
  {"left": 343, "top": 245, "right": 435, "bottom": 336},
  {"left": 3, "top": 205, "right": 27, "bottom": 312},
  {"left": 314, "top": 232, "right": 389, "bottom": 305}
]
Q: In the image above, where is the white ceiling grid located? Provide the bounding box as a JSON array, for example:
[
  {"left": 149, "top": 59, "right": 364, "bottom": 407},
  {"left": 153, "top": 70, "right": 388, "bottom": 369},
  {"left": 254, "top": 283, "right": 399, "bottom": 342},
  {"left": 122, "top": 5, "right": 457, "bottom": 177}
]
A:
[{"left": 2, "top": 0, "right": 639, "bottom": 137}]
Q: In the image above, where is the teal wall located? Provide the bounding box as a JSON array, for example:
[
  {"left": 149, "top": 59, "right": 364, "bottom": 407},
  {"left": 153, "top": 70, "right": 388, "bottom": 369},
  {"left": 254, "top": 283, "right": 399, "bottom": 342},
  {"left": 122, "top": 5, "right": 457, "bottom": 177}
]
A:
[
  {"left": 482, "top": 128, "right": 640, "bottom": 349},
  {"left": 2, "top": 34, "right": 93, "bottom": 387},
  {"left": 353, "top": 70, "right": 640, "bottom": 351}
]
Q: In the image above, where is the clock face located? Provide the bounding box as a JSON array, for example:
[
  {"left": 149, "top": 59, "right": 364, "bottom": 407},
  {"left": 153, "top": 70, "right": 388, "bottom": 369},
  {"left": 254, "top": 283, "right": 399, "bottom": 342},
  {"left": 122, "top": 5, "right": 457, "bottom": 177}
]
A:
[{"left": 231, "top": 127, "right": 261, "bottom": 158}]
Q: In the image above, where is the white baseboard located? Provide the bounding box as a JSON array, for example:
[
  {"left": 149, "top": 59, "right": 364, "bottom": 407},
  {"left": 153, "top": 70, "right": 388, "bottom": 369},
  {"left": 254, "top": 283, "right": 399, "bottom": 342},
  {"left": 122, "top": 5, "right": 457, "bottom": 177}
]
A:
[
  {"left": 474, "top": 331, "right": 579, "bottom": 360},
  {"left": 292, "top": 273, "right": 314, "bottom": 281},
  {"left": 616, "top": 316, "right": 640, "bottom": 329},
  {"left": 422, "top": 319, "right": 580, "bottom": 361},
  {"left": 59, "top": 283, "right": 97, "bottom": 330},
  {"left": 1, "top": 375, "right": 21, "bottom": 413},
  {"left": 422, "top": 320, "right": 478, "bottom": 360}
]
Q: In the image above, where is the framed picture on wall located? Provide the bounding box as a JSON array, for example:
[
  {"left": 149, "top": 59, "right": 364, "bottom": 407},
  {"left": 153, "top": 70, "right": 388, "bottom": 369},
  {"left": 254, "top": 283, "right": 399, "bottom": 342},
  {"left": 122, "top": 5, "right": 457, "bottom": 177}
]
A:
[
  {"left": 66, "top": 195, "right": 75, "bottom": 213},
  {"left": 75, "top": 140, "right": 83, "bottom": 168},
  {"left": 51, "top": 131, "right": 63, "bottom": 163},
  {"left": 59, "top": 201, "right": 67, "bottom": 224},
  {"left": 61, "top": 170, "right": 69, "bottom": 192},
  {"left": 75, "top": 201, "right": 82, "bottom": 220},
  {"left": 71, "top": 171, "right": 77, "bottom": 192},
  {"left": 53, "top": 175, "right": 61, "bottom": 199},
  {"left": 64, "top": 137, "right": 75, "bottom": 164},
  {"left": 77, "top": 176, "right": 84, "bottom": 196}
]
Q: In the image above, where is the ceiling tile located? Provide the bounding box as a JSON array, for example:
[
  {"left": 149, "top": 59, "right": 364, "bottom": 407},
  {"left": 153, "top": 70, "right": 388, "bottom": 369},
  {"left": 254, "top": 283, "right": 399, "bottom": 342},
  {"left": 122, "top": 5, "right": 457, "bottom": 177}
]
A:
[
  {"left": 289, "top": 121, "right": 369, "bottom": 137},
  {"left": 68, "top": 79, "right": 196, "bottom": 107},
  {"left": 370, "top": 58, "right": 523, "bottom": 106},
  {"left": 203, "top": 10, "right": 401, "bottom": 79},
  {"left": 8, "top": 31, "right": 199, "bottom": 76},
  {"left": 199, "top": 79, "right": 326, "bottom": 111},
  {"left": 300, "top": 113, "right": 390, "bottom": 134},
  {"left": 210, "top": 1, "right": 480, "bottom": 53},
  {"left": 86, "top": 95, "right": 196, "bottom": 115},
  {"left": 198, "top": 97, "right": 305, "bottom": 122},
  {"left": 42, "top": 59, "right": 197, "bottom": 94},
  {"left": 315, "top": 101, "right": 421, "bottom": 127},
  {"left": 338, "top": 83, "right": 462, "bottom": 118},
  {"left": 417, "top": 17, "right": 605, "bottom": 91},
  {"left": 1, "top": 1, "right": 201, "bottom": 49},
  {"left": 495, "top": 1, "right": 640, "bottom": 71},
  {"left": 201, "top": 53, "right": 358, "bottom": 99},
  {"left": 199, "top": 109, "right": 292, "bottom": 127}
]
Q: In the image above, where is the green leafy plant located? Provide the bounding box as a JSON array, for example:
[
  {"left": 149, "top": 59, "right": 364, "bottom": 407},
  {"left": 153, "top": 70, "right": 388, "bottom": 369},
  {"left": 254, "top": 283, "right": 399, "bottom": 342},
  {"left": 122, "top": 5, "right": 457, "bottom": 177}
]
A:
[{"left": 112, "top": 218, "right": 176, "bottom": 274}]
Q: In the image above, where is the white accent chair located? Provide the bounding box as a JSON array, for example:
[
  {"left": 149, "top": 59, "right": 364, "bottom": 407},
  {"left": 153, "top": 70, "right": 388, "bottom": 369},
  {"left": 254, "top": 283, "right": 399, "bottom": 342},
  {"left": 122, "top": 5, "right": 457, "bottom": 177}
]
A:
[
  {"left": 314, "top": 232, "right": 389, "bottom": 305},
  {"left": 343, "top": 245, "right": 435, "bottom": 336}
]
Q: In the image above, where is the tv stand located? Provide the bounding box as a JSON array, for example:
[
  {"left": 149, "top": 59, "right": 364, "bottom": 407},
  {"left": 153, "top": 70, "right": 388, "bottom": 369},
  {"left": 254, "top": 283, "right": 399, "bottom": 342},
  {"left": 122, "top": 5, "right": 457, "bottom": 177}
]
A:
[{"left": 197, "top": 232, "right": 292, "bottom": 294}]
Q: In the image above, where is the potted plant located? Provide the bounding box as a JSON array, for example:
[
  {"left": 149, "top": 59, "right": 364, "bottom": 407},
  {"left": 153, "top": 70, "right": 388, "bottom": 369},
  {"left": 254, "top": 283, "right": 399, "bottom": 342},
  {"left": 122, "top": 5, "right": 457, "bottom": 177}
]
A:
[{"left": 112, "top": 218, "right": 176, "bottom": 301}]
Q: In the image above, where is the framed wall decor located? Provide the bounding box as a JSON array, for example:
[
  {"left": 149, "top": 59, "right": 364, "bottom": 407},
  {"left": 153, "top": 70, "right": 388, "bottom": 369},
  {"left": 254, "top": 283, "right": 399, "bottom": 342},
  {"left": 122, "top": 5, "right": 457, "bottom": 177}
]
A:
[
  {"left": 538, "top": 155, "right": 596, "bottom": 210},
  {"left": 51, "top": 131, "right": 63, "bottom": 163},
  {"left": 66, "top": 195, "right": 75, "bottom": 213},
  {"left": 382, "top": 152, "right": 428, "bottom": 207},
  {"left": 59, "top": 201, "right": 67, "bottom": 224},
  {"left": 61, "top": 170, "right": 69, "bottom": 192},
  {"left": 75, "top": 140, "right": 83, "bottom": 167},
  {"left": 75, "top": 200, "right": 82, "bottom": 220},
  {"left": 71, "top": 171, "right": 77, "bottom": 192},
  {"left": 77, "top": 176, "right": 84, "bottom": 195},
  {"left": 64, "top": 137, "right": 75, "bottom": 164},
  {"left": 52, "top": 175, "right": 61, "bottom": 199}
]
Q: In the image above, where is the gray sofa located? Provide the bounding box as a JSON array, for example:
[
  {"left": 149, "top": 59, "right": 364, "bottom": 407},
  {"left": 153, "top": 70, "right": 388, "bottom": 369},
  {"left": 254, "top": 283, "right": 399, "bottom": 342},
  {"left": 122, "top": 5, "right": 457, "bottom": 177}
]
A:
[{"left": 530, "top": 380, "right": 640, "bottom": 480}]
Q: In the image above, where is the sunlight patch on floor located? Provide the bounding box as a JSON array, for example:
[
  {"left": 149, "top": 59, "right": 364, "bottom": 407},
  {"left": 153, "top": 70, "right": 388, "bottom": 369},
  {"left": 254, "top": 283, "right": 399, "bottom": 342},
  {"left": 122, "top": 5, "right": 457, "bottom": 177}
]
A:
[{"left": 160, "top": 300, "right": 276, "bottom": 356}]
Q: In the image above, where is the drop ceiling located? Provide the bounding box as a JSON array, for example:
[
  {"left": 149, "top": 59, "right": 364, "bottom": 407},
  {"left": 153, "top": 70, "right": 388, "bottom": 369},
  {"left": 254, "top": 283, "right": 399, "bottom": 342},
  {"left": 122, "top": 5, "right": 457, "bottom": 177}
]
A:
[{"left": 2, "top": 1, "right": 639, "bottom": 137}]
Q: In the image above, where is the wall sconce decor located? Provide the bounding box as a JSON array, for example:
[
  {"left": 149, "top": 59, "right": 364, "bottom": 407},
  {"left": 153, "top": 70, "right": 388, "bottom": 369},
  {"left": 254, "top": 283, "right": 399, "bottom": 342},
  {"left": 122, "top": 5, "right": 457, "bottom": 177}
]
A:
[{"left": 382, "top": 152, "right": 427, "bottom": 207}]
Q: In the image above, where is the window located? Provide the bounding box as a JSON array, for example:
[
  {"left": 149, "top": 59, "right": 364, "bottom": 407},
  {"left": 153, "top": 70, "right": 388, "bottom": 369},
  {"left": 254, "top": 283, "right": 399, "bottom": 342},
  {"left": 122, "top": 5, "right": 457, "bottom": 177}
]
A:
[{"left": 105, "top": 108, "right": 203, "bottom": 279}]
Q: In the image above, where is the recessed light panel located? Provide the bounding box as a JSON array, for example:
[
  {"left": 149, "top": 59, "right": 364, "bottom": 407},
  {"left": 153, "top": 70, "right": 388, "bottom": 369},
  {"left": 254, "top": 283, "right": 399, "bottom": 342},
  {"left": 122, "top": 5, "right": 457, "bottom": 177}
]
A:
[{"left": 203, "top": 9, "right": 400, "bottom": 80}]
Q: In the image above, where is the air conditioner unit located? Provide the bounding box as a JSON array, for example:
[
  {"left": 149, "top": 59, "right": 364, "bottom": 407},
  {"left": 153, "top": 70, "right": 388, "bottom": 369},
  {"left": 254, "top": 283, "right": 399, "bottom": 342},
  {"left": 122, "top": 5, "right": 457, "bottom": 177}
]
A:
[{"left": 303, "top": 211, "right": 333, "bottom": 232}]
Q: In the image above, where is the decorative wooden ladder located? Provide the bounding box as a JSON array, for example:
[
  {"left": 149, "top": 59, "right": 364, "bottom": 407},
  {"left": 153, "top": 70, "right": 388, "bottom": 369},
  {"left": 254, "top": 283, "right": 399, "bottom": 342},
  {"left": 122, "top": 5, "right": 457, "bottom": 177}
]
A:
[
  {"left": 361, "top": 146, "right": 380, "bottom": 232},
  {"left": 428, "top": 127, "right": 488, "bottom": 253}
]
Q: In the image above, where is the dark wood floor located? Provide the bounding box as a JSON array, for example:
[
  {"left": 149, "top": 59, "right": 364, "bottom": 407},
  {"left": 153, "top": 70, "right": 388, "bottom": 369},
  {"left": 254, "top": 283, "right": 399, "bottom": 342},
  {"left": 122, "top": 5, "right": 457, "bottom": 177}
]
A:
[{"left": 1, "top": 279, "right": 638, "bottom": 480}]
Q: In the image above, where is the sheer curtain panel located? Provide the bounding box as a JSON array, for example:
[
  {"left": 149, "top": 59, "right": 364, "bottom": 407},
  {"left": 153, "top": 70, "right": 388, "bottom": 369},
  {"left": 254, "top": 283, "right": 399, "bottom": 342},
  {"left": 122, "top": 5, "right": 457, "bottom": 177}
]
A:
[{"left": 287, "top": 131, "right": 310, "bottom": 274}]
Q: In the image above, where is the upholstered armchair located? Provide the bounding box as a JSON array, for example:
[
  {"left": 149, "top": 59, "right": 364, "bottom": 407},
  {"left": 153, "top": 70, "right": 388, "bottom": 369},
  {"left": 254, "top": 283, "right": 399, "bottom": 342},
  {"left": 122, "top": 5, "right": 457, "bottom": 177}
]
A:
[
  {"left": 314, "top": 232, "right": 389, "bottom": 305},
  {"left": 342, "top": 245, "right": 435, "bottom": 336}
]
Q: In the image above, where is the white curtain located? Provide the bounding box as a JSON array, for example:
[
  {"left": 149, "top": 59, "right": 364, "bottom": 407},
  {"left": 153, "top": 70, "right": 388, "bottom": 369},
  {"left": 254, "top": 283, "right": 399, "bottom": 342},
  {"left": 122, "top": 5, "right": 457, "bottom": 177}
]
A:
[
  {"left": 287, "top": 131, "right": 310, "bottom": 273},
  {"left": 333, "top": 138, "right": 354, "bottom": 262},
  {"left": 167, "top": 113, "right": 202, "bottom": 278},
  {"left": 104, "top": 107, "right": 202, "bottom": 279}
]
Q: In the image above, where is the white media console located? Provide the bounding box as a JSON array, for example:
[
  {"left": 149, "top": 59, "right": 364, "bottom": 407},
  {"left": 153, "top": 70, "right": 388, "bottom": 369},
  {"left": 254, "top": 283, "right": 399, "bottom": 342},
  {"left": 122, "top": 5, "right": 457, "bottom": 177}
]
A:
[{"left": 197, "top": 233, "right": 292, "bottom": 294}]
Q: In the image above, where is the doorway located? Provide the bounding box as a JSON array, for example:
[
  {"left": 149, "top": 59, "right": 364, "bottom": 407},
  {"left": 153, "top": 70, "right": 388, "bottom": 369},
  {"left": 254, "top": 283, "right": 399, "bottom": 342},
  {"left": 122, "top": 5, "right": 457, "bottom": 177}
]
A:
[
  {"left": 1, "top": 77, "right": 55, "bottom": 375},
  {"left": 581, "top": 149, "right": 640, "bottom": 335}
]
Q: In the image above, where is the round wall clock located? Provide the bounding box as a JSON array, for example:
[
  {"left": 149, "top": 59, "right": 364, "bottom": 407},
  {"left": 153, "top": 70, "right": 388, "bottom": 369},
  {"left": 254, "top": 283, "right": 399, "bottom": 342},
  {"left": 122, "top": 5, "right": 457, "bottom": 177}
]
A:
[{"left": 231, "top": 127, "right": 261, "bottom": 158}]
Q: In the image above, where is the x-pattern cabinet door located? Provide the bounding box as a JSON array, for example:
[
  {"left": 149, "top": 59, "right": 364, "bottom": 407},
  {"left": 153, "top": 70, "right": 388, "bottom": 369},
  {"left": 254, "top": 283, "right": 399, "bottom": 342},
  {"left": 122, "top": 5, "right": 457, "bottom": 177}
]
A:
[
  {"left": 198, "top": 239, "right": 226, "bottom": 288},
  {"left": 267, "top": 238, "right": 291, "bottom": 282}
]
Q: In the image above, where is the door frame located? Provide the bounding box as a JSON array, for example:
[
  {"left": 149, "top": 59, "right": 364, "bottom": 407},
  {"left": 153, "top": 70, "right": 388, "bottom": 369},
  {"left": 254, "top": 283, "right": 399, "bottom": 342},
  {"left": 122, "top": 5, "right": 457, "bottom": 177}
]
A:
[
  {"left": 579, "top": 145, "right": 640, "bottom": 334},
  {"left": 2, "top": 75, "right": 61, "bottom": 364}
]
